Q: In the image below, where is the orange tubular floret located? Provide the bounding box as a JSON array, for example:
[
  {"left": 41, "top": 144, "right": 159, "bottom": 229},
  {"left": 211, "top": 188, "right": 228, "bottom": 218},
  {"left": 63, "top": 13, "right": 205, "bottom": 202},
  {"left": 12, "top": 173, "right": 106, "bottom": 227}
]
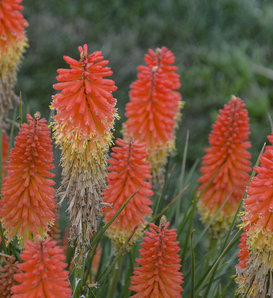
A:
[
  {"left": 0, "top": 114, "right": 56, "bottom": 243},
  {"left": 12, "top": 238, "right": 72, "bottom": 297},
  {"left": 0, "top": 0, "right": 28, "bottom": 121},
  {"left": 0, "top": 0, "right": 28, "bottom": 52},
  {"left": 198, "top": 96, "right": 251, "bottom": 233},
  {"left": 124, "top": 47, "right": 182, "bottom": 175},
  {"left": 130, "top": 218, "right": 183, "bottom": 297},
  {"left": 52, "top": 44, "right": 117, "bottom": 148},
  {"left": 102, "top": 138, "right": 153, "bottom": 246},
  {"left": 235, "top": 136, "right": 273, "bottom": 296},
  {"left": 243, "top": 133, "right": 273, "bottom": 235},
  {"left": 237, "top": 230, "right": 249, "bottom": 270}
]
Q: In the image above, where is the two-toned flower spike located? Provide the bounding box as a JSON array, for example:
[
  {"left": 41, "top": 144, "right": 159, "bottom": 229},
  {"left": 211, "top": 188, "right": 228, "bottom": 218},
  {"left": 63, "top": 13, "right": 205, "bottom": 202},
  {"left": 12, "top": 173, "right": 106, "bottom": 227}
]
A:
[
  {"left": 51, "top": 44, "right": 118, "bottom": 246},
  {"left": 102, "top": 138, "right": 153, "bottom": 251},
  {"left": 0, "top": 0, "right": 28, "bottom": 123},
  {"left": 124, "top": 47, "right": 184, "bottom": 184},
  {"left": 236, "top": 133, "right": 273, "bottom": 297},
  {"left": 198, "top": 96, "right": 251, "bottom": 236},
  {"left": 0, "top": 113, "right": 56, "bottom": 245}
]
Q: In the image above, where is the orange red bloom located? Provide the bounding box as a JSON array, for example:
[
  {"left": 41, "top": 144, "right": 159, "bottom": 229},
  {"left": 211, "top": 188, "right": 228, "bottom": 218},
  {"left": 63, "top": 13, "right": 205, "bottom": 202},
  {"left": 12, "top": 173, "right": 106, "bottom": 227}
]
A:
[
  {"left": 198, "top": 96, "right": 251, "bottom": 235},
  {"left": 130, "top": 216, "right": 183, "bottom": 297},
  {"left": 124, "top": 47, "right": 183, "bottom": 177},
  {"left": 0, "top": 113, "right": 56, "bottom": 244},
  {"left": 236, "top": 133, "right": 273, "bottom": 296},
  {"left": 0, "top": 0, "right": 28, "bottom": 124},
  {"left": 0, "top": 0, "right": 27, "bottom": 54},
  {"left": 51, "top": 44, "right": 118, "bottom": 245},
  {"left": 102, "top": 138, "right": 153, "bottom": 248},
  {"left": 243, "top": 133, "right": 273, "bottom": 244},
  {"left": 12, "top": 237, "right": 72, "bottom": 297},
  {"left": 52, "top": 43, "right": 117, "bottom": 150}
]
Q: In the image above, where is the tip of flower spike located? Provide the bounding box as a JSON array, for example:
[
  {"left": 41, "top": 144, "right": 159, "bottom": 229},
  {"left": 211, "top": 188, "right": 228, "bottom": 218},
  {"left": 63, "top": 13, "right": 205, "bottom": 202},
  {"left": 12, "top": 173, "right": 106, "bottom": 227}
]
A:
[
  {"left": 79, "top": 44, "right": 88, "bottom": 59},
  {"left": 160, "top": 215, "right": 167, "bottom": 228},
  {"left": 34, "top": 111, "right": 41, "bottom": 120},
  {"left": 156, "top": 47, "right": 162, "bottom": 55}
]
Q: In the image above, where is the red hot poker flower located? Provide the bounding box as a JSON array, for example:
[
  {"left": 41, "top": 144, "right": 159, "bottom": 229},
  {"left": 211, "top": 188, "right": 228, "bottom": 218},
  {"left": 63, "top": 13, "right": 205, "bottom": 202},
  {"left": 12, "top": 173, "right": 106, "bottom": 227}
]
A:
[
  {"left": 243, "top": 133, "right": 273, "bottom": 242},
  {"left": 235, "top": 133, "right": 273, "bottom": 296},
  {"left": 124, "top": 47, "right": 183, "bottom": 177},
  {"left": 130, "top": 216, "right": 183, "bottom": 297},
  {"left": 0, "top": 0, "right": 28, "bottom": 53},
  {"left": 0, "top": 0, "right": 28, "bottom": 122},
  {"left": 12, "top": 238, "right": 72, "bottom": 297},
  {"left": 102, "top": 138, "right": 153, "bottom": 248},
  {"left": 0, "top": 113, "right": 56, "bottom": 244},
  {"left": 51, "top": 45, "right": 118, "bottom": 245},
  {"left": 52, "top": 43, "right": 117, "bottom": 150},
  {"left": 198, "top": 96, "right": 251, "bottom": 235}
]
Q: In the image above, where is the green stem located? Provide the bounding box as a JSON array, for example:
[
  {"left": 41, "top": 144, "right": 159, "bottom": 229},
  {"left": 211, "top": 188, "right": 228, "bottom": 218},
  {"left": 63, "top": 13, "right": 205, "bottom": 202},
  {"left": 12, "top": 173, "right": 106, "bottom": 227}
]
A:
[
  {"left": 205, "top": 237, "right": 217, "bottom": 272},
  {"left": 107, "top": 254, "right": 123, "bottom": 298},
  {"left": 175, "top": 130, "right": 189, "bottom": 225},
  {"left": 19, "top": 92, "right": 23, "bottom": 127}
]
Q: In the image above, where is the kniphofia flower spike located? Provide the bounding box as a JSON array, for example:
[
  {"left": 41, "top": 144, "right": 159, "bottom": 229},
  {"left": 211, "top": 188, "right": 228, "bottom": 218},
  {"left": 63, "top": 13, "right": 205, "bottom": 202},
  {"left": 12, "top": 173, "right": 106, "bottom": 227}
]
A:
[
  {"left": 124, "top": 47, "right": 184, "bottom": 180},
  {"left": 198, "top": 96, "right": 251, "bottom": 236},
  {"left": 102, "top": 138, "right": 153, "bottom": 249},
  {"left": 51, "top": 44, "right": 118, "bottom": 246},
  {"left": 0, "top": 0, "right": 28, "bottom": 123},
  {"left": 236, "top": 133, "right": 273, "bottom": 297},
  {"left": 130, "top": 216, "right": 183, "bottom": 297},
  {"left": 0, "top": 113, "right": 56, "bottom": 245},
  {"left": 12, "top": 237, "right": 72, "bottom": 297}
]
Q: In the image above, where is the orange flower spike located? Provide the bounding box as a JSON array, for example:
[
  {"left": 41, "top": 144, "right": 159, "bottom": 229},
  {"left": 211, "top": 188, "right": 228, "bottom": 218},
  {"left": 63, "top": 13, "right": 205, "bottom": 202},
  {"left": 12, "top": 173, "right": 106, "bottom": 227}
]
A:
[
  {"left": 0, "top": 0, "right": 27, "bottom": 51},
  {"left": 124, "top": 47, "right": 184, "bottom": 177},
  {"left": 0, "top": 113, "right": 56, "bottom": 244},
  {"left": 0, "top": 0, "right": 28, "bottom": 124},
  {"left": 2, "top": 132, "right": 9, "bottom": 177},
  {"left": 51, "top": 44, "right": 118, "bottom": 245},
  {"left": 244, "top": 133, "right": 273, "bottom": 241},
  {"left": 130, "top": 216, "right": 183, "bottom": 297},
  {"left": 52, "top": 44, "right": 117, "bottom": 149},
  {"left": 198, "top": 96, "right": 251, "bottom": 235},
  {"left": 102, "top": 138, "right": 153, "bottom": 248},
  {"left": 12, "top": 238, "right": 72, "bottom": 297},
  {"left": 235, "top": 133, "right": 273, "bottom": 296}
]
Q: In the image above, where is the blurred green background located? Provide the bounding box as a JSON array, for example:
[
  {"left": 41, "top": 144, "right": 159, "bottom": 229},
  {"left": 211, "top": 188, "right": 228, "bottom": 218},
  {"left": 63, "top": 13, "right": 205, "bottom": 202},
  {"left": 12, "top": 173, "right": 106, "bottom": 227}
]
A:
[{"left": 17, "top": 0, "right": 273, "bottom": 165}]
